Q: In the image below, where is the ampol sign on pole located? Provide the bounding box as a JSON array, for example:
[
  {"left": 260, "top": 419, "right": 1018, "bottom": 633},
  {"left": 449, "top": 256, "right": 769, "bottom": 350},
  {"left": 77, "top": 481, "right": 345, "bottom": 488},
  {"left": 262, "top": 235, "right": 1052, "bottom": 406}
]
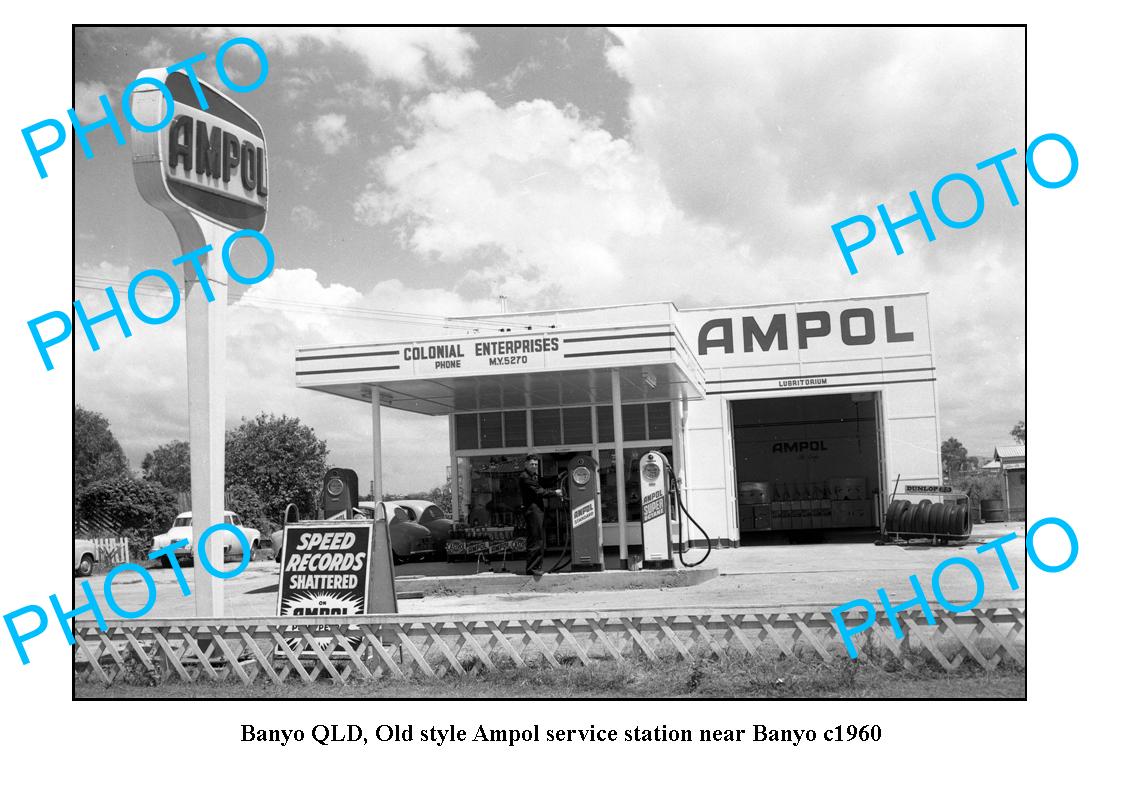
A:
[{"left": 131, "top": 66, "right": 268, "bottom": 616}]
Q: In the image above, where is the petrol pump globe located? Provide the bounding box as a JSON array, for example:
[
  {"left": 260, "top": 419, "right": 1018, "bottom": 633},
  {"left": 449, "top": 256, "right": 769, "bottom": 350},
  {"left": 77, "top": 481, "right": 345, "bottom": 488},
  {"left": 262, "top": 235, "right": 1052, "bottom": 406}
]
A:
[{"left": 573, "top": 465, "right": 592, "bottom": 485}]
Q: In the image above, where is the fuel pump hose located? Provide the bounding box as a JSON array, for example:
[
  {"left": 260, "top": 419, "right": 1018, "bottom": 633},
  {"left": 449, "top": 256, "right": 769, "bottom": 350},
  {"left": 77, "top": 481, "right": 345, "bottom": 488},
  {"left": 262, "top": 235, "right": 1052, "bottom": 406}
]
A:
[
  {"left": 546, "top": 475, "right": 572, "bottom": 574},
  {"left": 671, "top": 477, "right": 713, "bottom": 568}
]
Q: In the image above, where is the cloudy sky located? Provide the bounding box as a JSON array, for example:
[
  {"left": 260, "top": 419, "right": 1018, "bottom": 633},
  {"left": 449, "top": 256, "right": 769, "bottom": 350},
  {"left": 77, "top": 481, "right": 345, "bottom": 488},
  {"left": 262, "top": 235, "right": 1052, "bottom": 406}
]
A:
[{"left": 73, "top": 26, "right": 1025, "bottom": 492}]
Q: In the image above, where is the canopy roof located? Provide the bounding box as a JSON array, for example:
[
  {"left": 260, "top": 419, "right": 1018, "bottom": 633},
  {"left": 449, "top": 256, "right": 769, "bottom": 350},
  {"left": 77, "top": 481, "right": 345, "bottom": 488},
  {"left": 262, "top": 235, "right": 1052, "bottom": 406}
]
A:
[{"left": 295, "top": 320, "right": 706, "bottom": 415}]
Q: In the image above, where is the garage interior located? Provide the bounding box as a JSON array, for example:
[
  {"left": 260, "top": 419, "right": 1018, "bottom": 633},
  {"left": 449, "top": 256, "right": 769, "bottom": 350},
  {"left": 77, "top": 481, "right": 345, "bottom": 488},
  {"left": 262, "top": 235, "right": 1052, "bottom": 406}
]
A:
[{"left": 732, "top": 392, "right": 883, "bottom": 542}]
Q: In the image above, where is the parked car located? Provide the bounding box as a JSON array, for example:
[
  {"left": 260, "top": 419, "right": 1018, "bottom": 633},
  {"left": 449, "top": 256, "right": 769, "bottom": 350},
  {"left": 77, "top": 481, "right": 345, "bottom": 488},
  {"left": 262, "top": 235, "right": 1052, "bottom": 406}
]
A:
[
  {"left": 150, "top": 511, "right": 262, "bottom": 567},
  {"left": 359, "top": 502, "right": 435, "bottom": 564},
  {"left": 75, "top": 539, "right": 98, "bottom": 577},
  {"left": 383, "top": 500, "right": 454, "bottom": 550}
]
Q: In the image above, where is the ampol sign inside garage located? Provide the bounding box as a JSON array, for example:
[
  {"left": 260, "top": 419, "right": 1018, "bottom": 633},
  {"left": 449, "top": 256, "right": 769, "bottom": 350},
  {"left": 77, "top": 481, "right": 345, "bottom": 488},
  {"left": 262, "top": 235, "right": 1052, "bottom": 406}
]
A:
[{"left": 296, "top": 292, "right": 939, "bottom": 553}]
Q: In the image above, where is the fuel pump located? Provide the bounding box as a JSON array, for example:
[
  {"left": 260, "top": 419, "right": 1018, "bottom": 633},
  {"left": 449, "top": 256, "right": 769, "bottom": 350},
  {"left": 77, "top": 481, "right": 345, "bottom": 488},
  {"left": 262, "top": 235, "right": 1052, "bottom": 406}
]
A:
[
  {"left": 319, "top": 467, "right": 360, "bottom": 519},
  {"left": 566, "top": 454, "right": 604, "bottom": 571},
  {"left": 639, "top": 451, "right": 675, "bottom": 568},
  {"left": 640, "top": 450, "right": 714, "bottom": 569}
]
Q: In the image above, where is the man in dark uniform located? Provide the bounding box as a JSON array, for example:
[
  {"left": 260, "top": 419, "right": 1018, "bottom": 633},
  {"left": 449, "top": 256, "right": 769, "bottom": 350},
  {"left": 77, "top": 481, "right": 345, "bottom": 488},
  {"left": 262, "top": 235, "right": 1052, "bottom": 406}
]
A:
[{"left": 519, "top": 455, "right": 560, "bottom": 576}]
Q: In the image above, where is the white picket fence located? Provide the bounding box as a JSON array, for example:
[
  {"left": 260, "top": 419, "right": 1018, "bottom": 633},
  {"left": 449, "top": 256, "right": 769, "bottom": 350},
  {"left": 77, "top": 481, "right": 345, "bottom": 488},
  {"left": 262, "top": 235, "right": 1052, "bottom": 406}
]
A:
[{"left": 87, "top": 537, "right": 130, "bottom": 566}]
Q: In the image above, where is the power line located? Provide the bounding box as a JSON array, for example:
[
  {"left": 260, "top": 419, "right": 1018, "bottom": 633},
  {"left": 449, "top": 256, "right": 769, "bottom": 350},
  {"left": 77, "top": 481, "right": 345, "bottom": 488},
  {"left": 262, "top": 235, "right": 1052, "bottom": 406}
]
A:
[{"left": 73, "top": 274, "right": 531, "bottom": 333}]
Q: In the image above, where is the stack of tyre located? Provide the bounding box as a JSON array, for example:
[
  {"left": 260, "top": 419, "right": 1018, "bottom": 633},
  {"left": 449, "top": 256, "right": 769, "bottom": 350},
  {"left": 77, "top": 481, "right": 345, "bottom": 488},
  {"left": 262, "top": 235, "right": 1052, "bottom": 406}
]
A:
[{"left": 882, "top": 499, "right": 972, "bottom": 544}]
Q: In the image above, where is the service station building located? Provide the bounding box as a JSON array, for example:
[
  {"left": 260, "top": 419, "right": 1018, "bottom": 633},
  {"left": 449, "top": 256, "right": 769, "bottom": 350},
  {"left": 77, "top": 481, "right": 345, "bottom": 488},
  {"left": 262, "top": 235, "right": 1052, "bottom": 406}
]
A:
[{"left": 295, "top": 292, "right": 941, "bottom": 559}]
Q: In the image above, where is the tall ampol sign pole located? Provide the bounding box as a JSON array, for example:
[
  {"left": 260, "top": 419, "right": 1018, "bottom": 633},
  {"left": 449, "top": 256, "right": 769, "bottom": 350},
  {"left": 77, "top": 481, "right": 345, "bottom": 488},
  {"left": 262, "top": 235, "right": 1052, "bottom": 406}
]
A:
[{"left": 131, "top": 68, "right": 268, "bottom": 616}]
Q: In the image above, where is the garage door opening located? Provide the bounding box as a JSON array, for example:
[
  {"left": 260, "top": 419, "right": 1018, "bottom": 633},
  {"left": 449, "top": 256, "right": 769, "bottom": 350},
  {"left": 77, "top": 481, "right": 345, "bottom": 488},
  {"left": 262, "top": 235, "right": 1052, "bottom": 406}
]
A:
[{"left": 732, "top": 392, "right": 883, "bottom": 543}]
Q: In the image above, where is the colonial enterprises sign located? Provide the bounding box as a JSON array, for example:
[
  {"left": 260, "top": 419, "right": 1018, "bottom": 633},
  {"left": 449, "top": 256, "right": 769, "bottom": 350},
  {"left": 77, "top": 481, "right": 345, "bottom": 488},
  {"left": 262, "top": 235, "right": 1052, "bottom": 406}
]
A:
[
  {"left": 132, "top": 69, "right": 268, "bottom": 232},
  {"left": 401, "top": 335, "right": 561, "bottom": 372}
]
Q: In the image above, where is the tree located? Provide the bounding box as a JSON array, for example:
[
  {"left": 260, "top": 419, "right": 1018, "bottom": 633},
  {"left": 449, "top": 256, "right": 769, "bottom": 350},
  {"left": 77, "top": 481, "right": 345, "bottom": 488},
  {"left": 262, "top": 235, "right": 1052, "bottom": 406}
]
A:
[
  {"left": 949, "top": 471, "right": 1003, "bottom": 503},
  {"left": 941, "top": 437, "right": 969, "bottom": 476},
  {"left": 1011, "top": 420, "right": 1026, "bottom": 444},
  {"left": 224, "top": 413, "right": 329, "bottom": 526},
  {"left": 76, "top": 476, "right": 179, "bottom": 534},
  {"left": 74, "top": 406, "right": 129, "bottom": 491},
  {"left": 141, "top": 440, "right": 191, "bottom": 494},
  {"left": 224, "top": 482, "right": 275, "bottom": 534},
  {"left": 427, "top": 483, "right": 453, "bottom": 515}
]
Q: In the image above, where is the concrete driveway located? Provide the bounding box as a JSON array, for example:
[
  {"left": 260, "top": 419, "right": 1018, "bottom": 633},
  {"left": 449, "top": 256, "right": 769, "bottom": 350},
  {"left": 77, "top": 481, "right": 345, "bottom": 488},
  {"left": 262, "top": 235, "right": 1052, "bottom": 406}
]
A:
[{"left": 77, "top": 522, "right": 1026, "bottom": 618}]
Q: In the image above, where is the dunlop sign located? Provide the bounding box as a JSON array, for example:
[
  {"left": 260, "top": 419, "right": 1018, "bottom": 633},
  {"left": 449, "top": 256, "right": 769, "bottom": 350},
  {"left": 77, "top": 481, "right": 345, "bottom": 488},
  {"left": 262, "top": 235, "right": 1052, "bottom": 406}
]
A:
[{"left": 132, "top": 70, "right": 268, "bottom": 231}]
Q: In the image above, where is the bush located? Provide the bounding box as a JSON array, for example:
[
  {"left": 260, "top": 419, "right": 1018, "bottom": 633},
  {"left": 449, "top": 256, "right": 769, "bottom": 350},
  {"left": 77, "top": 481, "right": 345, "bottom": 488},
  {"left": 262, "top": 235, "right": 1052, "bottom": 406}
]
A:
[
  {"left": 76, "top": 476, "right": 179, "bottom": 558},
  {"left": 950, "top": 472, "right": 1003, "bottom": 502}
]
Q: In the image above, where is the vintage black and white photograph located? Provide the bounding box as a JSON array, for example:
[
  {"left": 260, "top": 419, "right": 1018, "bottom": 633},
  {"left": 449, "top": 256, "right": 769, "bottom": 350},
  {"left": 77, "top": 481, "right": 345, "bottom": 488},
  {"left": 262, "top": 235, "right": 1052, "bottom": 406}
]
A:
[{"left": 66, "top": 25, "right": 1028, "bottom": 699}]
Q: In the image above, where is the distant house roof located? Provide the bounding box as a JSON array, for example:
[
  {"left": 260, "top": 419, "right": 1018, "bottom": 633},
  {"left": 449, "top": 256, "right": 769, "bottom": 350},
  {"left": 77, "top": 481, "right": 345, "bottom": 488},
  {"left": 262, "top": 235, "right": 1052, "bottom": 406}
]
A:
[
  {"left": 994, "top": 445, "right": 1026, "bottom": 463},
  {"left": 981, "top": 459, "right": 1003, "bottom": 470}
]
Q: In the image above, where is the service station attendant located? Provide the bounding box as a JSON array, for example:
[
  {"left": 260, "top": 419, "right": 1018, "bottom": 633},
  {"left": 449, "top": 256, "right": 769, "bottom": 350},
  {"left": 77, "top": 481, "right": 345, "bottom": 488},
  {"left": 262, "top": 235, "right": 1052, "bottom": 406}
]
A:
[
  {"left": 295, "top": 293, "right": 942, "bottom": 561},
  {"left": 519, "top": 456, "right": 563, "bottom": 576}
]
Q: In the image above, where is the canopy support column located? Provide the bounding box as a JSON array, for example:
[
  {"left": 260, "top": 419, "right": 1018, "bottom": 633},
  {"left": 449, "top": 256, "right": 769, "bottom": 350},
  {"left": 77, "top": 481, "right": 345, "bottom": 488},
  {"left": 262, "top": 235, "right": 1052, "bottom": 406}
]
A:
[
  {"left": 611, "top": 369, "right": 627, "bottom": 569},
  {"left": 671, "top": 394, "right": 687, "bottom": 551},
  {"left": 371, "top": 387, "right": 383, "bottom": 502}
]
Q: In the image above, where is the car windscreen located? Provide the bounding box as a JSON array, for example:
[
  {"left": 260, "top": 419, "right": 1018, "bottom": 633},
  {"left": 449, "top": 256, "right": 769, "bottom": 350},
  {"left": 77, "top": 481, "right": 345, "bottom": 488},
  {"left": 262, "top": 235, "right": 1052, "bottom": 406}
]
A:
[{"left": 173, "top": 517, "right": 192, "bottom": 527}]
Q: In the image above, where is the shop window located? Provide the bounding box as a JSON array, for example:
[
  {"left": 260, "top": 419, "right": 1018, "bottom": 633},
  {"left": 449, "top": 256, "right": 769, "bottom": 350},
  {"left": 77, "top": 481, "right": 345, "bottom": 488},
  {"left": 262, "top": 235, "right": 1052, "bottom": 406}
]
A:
[
  {"left": 479, "top": 412, "right": 503, "bottom": 448},
  {"left": 503, "top": 410, "right": 527, "bottom": 448},
  {"left": 622, "top": 404, "right": 647, "bottom": 441},
  {"left": 532, "top": 408, "right": 562, "bottom": 446},
  {"left": 454, "top": 413, "right": 478, "bottom": 450},
  {"left": 647, "top": 402, "right": 672, "bottom": 439},
  {"left": 563, "top": 407, "right": 593, "bottom": 445},
  {"left": 462, "top": 455, "right": 525, "bottom": 528},
  {"left": 596, "top": 405, "right": 614, "bottom": 443}
]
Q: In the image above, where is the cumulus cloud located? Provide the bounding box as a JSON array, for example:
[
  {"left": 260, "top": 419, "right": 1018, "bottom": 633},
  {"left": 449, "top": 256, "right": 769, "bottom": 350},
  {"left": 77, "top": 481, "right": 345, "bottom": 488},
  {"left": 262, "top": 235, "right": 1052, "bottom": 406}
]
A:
[
  {"left": 290, "top": 205, "right": 324, "bottom": 231},
  {"left": 307, "top": 112, "right": 354, "bottom": 154},
  {"left": 73, "top": 81, "right": 113, "bottom": 121},
  {"left": 201, "top": 26, "right": 477, "bottom": 88},
  {"left": 355, "top": 90, "right": 753, "bottom": 309},
  {"left": 605, "top": 27, "right": 1025, "bottom": 263}
]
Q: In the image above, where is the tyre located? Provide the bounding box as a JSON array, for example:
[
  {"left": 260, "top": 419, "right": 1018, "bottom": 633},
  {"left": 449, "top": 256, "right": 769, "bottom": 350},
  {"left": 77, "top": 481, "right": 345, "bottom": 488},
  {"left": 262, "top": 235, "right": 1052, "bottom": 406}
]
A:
[
  {"left": 77, "top": 554, "right": 94, "bottom": 577},
  {"left": 939, "top": 503, "right": 956, "bottom": 536},
  {"left": 900, "top": 504, "right": 918, "bottom": 536},
  {"left": 915, "top": 501, "right": 933, "bottom": 534},
  {"left": 160, "top": 556, "right": 174, "bottom": 569},
  {"left": 954, "top": 505, "right": 970, "bottom": 537},
  {"left": 885, "top": 500, "right": 909, "bottom": 534}
]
